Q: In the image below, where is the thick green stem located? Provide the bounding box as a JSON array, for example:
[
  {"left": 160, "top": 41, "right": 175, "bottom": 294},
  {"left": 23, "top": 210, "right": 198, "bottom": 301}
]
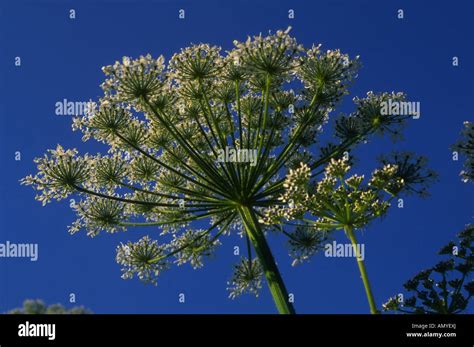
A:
[
  {"left": 344, "top": 225, "right": 379, "bottom": 314},
  {"left": 238, "top": 206, "right": 295, "bottom": 314}
]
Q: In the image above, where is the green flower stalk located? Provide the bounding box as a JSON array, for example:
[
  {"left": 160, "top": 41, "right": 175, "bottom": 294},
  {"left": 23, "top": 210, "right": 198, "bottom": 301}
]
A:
[{"left": 21, "top": 28, "right": 425, "bottom": 313}]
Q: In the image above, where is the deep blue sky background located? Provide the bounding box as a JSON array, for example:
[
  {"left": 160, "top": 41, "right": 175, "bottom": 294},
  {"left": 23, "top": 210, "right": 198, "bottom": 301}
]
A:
[{"left": 0, "top": 0, "right": 473, "bottom": 314}]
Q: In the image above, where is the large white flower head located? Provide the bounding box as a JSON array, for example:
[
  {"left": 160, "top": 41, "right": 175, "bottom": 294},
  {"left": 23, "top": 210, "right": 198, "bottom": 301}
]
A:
[{"left": 22, "top": 28, "right": 437, "bottom": 313}]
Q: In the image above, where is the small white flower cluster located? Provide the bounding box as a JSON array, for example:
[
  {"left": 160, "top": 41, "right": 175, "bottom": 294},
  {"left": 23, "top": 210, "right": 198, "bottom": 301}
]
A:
[
  {"left": 72, "top": 103, "right": 133, "bottom": 145},
  {"left": 354, "top": 90, "right": 405, "bottom": 108},
  {"left": 227, "top": 257, "right": 263, "bottom": 299},
  {"left": 313, "top": 159, "right": 395, "bottom": 227},
  {"left": 352, "top": 190, "right": 390, "bottom": 219},
  {"left": 122, "top": 190, "right": 164, "bottom": 218},
  {"left": 116, "top": 236, "right": 169, "bottom": 285},
  {"left": 171, "top": 229, "right": 221, "bottom": 269},
  {"left": 168, "top": 44, "right": 223, "bottom": 84},
  {"left": 352, "top": 91, "right": 406, "bottom": 135},
  {"left": 94, "top": 153, "right": 129, "bottom": 187},
  {"left": 282, "top": 162, "right": 311, "bottom": 202},
  {"left": 353, "top": 91, "right": 404, "bottom": 104},
  {"left": 262, "top": 158, "right": 404, "bottom": 236},
  {"left": 68, "top": 197, "right": 126, "bottom": 237},
  {"left": 129, "top": 156, "right": 160, "bottom": 183},
  {"left": 297, "top": 45, "right": 360, "bottom": 105},
  {"left": 20, "top": 145, "right": 91, "bottom": 206},
  {"left": 325, "top": 157, "right": 351, "bottom": 178}
]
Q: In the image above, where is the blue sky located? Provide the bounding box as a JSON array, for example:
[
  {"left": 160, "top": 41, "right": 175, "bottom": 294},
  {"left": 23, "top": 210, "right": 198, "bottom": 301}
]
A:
[{"left": 0, "top": 0, "right": 473, "bottom": 313}]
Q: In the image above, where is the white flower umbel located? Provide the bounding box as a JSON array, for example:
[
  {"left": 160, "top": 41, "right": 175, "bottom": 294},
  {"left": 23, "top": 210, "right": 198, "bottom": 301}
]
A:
[
  {"left": 116, "top": 236, "right": 169, "bottom": 285},
  {"left": 227, "top": 258, "right": 263, "bottom": 299},
  {"left": 22, "top": 28, "right": 432, "bottom": 314}
]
